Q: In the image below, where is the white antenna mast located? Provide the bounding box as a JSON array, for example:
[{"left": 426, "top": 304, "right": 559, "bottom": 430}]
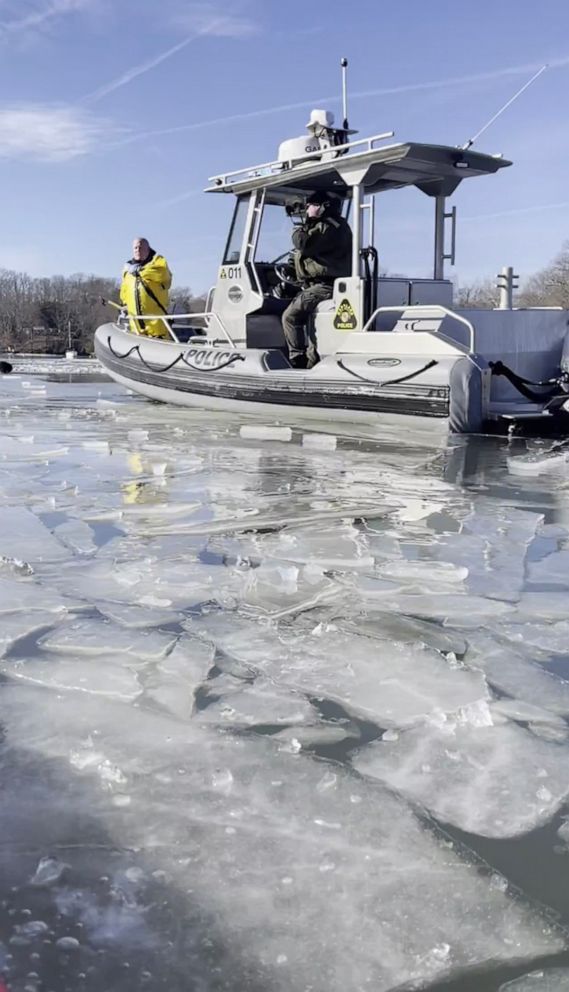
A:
[
  {"left": 461, "top": 64, "right": 547, "bottom": 150},
  {"left": 341, "top": 57, "right": 349, "bottom": 129}
]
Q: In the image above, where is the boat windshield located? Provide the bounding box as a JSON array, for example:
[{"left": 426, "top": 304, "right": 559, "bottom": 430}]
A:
[
  {"left": 223, "top": 194, "right": 249, "bottom": 264},
  {"left": 255, "top": 202, "right": 293, "bottom": 263}
]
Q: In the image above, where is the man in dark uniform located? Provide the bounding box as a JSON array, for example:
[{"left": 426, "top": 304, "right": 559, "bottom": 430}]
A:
[{"left": 282, "top": 191, "right": 352, "bottom": 369}]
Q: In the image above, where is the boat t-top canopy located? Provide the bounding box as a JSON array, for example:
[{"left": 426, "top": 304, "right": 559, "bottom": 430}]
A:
[{"left": 205, "top": 136, "right": 512, "bottom": 201}]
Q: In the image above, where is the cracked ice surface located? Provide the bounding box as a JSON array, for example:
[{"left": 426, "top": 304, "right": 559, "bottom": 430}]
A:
[
  {"left": 0, "top": 686, "right": 563, "bottom": 991},
  {"left": 1, "top": 371, "right": 569, "bottom": 988}
]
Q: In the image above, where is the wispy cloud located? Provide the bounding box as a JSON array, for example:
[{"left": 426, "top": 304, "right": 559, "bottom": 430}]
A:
[
  {"left": 172, "top": 2, "right": 259, "bottom": 38},
  {"left": 0, "top": 0, "right": 92, "bottom": 36},
  {"left": 462, "top": 201, "right": 569, "bottom": 222},
  {"left": 0, "top": 105, "right": 118, "bottom": 161},
  {"left": 81, "top": 31, "right": 205, "bottom": 104},
  {"left": 123, "top": 54, "right": 569, "bottom": 145},
  {"left": 82, "top": 3, "right": 258, "bottom": 104}
]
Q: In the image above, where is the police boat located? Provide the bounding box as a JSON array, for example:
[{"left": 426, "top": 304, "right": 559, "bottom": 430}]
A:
[{"left": 95, "top": 98, "right": 569, "bottom": 434}]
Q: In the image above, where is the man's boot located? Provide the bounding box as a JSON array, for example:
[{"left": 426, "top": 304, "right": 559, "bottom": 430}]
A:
[{"left": 289, "top": 354, "right": 308, "bottom": 370}]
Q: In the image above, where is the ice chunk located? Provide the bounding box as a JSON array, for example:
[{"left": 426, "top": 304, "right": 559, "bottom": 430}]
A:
[
  {"left": 0, "top": 685, "right": 563, "bottom": 990},
  {"left": 500, "top": 620, "right": 569, "bottom": 657},
  {"left": 507, "top": 452, "right": 569, "bottom": 475},
  {"left": 54, "top": 518, "right": 97, "bottom": 555},
  {"left": 354, "top": 719, "right": 569, "bottom": 837},
  {"left": 513, "top": 593, "right": 569, "bottom": 622},
  {"left": 239, "top": 425, "right": 292, "bottom": 442},
  {"left": 0, "top": 506, "right": 68, "bottom": 562},
  {"left": 0, "top": 611, "right": 63, "bottom": 658},
  {"left": 189, "top": 615, "right": 488, "bottom": 728},
  {"left": 144, "top": 636, "right": 216, "bottom": 718},
  {"left": 30, "top": 856, "right": 69, "bottom": 887},
  {"left": 375, "top": 560, "right": 468, "bottom": 586},
  {"left": 272, "top": 723, "right": 360, "bottom": 747},
  {"left": 302, "top": 433, "right": 337, "bottom": 450},
  {"left": 196, "top": 678, "right": 315, "bottom": 727},
  {"left": 343, "top": 580, "right": 512, "bottom": 627},
  {"left": 0, "top": 575, "right": 70, "bottom": 616},
  {"left": 491, "top": 698, "right": 568, "bottom": 731},
  {"left": 98, "top": 601, "right": 184, "bottom": 628},
  {"left": 39, "top": 618, "right": 176, "bottom": 661},
  {"left": 335, "top": 611, "right": 468, "bottom": 656},
  {"left": 467, "top": 635, "right": 569, "bottom": 717},
  {"left": 499, "top": 969, "right": 569, "bottom": 990},
  {"left": 2, "top": 657, "right": 142, "bottom": 701}
]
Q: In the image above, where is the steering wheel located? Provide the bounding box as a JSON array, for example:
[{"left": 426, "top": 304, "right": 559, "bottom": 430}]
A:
[{"left": 273, "top": 252, "right": 302, "bottom": 290}]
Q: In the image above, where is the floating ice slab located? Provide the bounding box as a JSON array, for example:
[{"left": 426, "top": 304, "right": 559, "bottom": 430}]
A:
[
  {"left": 239, "top": 425, "right": 292, "bottom": 442},
  {"left": 0, "top": 611, "right": 62, "bottom": 658},
  {"left": 144, "top": 635, "right": 216, "bottom": 717},
  {"left": 54, "top": 518, "right": 97, "bottom": 555},
  {"left": 0, "top": 575, "right": 69, "bottom": 616},
  {"left": 467, "top": 635, "right": 569, "bottom": 718},
  {"left": 499, "top": 969, "right": 569, "bottom": 990},
  {"left": 302, "top": 433, "right": 337, "bottom": 450},
  {"left": 190, "top": 615, "right": 488, "bottom": 728},
  {"left": 0, "top": 685, "right": 563, "bottom": 991},
  {"left": 39, "top": 618, "right": 177, "bottom": 661},
  {"left": 0, "top": 506, "right": 68, "bottom": 562},
  {"left": 196, "top": 677, "right": 315, "bottom": 728},
  {"left": 344, "top": 580, "right": 512, "bottom": 627},
  {"left": 1, "top": 657, "right": 141, "bottom": 701},
  {"left": 354, "top": 717, "right": 569, "bottom": 837}
]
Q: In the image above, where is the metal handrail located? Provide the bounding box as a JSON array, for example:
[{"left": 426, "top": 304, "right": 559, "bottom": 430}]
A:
[
  {"left": 118, "top": 310, "right": 236, "bottom": 348},
  {"left": 361, "top": 305, "right": 475, "bottom": 353},
  {"left": 208, "top": 131, "right": 395, "bottom": 189}
]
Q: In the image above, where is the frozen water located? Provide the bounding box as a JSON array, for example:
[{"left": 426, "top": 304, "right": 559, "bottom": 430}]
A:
[
  {"left": 39, "top": 618, "right": 177, "bottom": 660},
  {"left": 0, "top": 506, "right": 68, "bottom": 562},
  {"left": 239, "top": 424, "right": 292, "bottom": 441},
  {"left": 499, "top": 970, "right": 569, "bottom": 990},
  {"left": 188, "top": 614, "right": 489, "bottom": 728},
  {"left": 353, "top": 718, "right": 569, "bottom": 837},
  {"left": 302, "top": 432, "right": 337, "bottom": 450},
  {"left": 195, "top": 677, "right": 316, "bottom": 728},
  {"left": 3, "top": 370, "right": 569, "bottom": 989},
  {"left": 0, "top": 685, "right": 563, "bottom": 991}
]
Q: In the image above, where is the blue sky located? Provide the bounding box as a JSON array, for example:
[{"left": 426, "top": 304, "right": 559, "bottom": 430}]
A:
[{"left": 0, "top": 0, "right": 568, "bottom": 294}]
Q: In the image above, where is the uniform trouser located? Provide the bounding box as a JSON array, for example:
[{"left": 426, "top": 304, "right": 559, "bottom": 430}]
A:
[{"left": 282, "top": 283, "right": 333, "bottom": 364}]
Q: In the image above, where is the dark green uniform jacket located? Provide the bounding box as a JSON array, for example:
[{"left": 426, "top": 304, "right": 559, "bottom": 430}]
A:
[{"left": 292, "top": 214, "right": 352, "bottom": 284}]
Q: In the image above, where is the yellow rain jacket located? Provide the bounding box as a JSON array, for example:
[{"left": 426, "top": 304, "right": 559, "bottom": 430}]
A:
[{"left": 120, "top": 252, "right": 172, "bottom": 338}]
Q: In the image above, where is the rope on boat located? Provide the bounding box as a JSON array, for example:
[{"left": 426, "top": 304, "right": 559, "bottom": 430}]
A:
[
  {"left": 336, "top": 357, "right": 438, "bottom": 387},
  {"left": 105, "top": 336, "right": 245, "bottom": 374},
  {"left": 488, "top": 360, "right": 566, "bottom": 403}
]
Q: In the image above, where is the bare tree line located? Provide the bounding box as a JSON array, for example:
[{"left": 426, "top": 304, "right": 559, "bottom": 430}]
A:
[
  {"left": 455, "top": 242, "right": 569, "bottom": 309},
  {"left": 0, "top": 271, "right": 205, "bottom": 355},
  {"left": 0, "top": 242, "right": 567, "bottom": 355}
]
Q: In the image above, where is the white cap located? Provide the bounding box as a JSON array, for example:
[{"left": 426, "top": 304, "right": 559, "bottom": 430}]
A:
[{"left": 306, "top": 109, "right": 335, "bottom": 130}]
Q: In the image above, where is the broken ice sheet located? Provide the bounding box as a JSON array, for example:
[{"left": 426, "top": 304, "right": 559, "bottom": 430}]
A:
[
  {"left": 209, "top": 520, "right": 375, "bottom": 571},
  {"left": 466, "top": 635, "right": 569, "bottom": 718},
  {"left": 499, "top": 969, "right": 569, "bottom": 990},
  {"left": 187, "top": 615, "right": 488, "bottom": 728},
  {"left": 195, "top": 677, "right": 316, "bottom": 728},
  {"left": 143, "top": 635, "right": 216, "bottom": 719},
  {"left": 1, "top": 656, "right": 142, "bottom": 701},
  {"left": 39, "top": 618, "right": 176, "bottom": 661},
  {"left": 353, "top": 717, "right": 569, "bottom": 838},
  {"left": 0, "top": 574, "right": 71, "bottom": 616},
  {"left": 0, "top": 611, "right": 63, "bottom": 659},
  {"left": 434, "top": 506, "right": 542, "bottom": 602},
  {"left": 0, "top": 506, "right": 68, "bottom": 562},
  {"left": 0, "top": 685, "right": 563, "bottom": 992},
  {"left": 54, "top": 517, "right": 97, "bottom": 555}
]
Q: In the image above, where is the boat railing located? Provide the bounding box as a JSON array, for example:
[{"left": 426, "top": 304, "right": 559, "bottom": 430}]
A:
[
  {"left": 362, "top": 305, "right": 475, "bottom": 353},
  {"left": 207, "top": 131, "right": 395, "bottom": 190},
  {"left": 117, "top": 310, "right": 236, "bottom": 348}
]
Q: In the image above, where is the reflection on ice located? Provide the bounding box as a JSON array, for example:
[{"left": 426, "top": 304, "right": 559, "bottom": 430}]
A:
[{"left": 1, "top": 368, "right": 569, "bottom": 989}]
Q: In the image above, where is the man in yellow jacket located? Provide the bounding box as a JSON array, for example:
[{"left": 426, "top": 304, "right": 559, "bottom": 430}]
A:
[{"left": 120, "top": 237, "right": 172, "bottom": 338}]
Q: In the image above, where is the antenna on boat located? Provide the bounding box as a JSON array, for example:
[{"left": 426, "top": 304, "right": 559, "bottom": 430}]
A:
[
  {"left": 460, "top": 63, "right": 547, "bottom": 150},
  {"left": 341, "top": 57, "right": 349, "bottom": 130}
]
